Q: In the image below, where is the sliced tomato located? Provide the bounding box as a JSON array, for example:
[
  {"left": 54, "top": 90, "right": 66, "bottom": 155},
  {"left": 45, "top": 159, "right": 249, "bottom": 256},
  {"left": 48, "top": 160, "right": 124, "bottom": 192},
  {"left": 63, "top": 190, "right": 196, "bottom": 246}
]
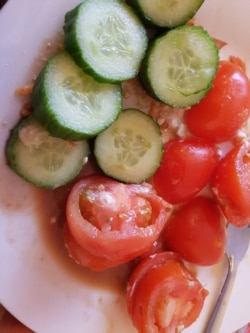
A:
[
  {"left": 152, "top": 137, "right": 219, "bottom": 204},
  {"left": 162, "top": 196, "right": 227, "bottom": 265},
  {"left": 65, "top": 175, "right": 172, "bottom": 271},
  {"left": 127, "top": 252, "right": 208, "bottom": 333},
  {"left": 185, "top": 60, "right": 250, "bottom": 143},
  {"left": 212, "top": 140, "right": 250, "bottom": 227},
  {"left": 63, "top": 223, "right": 114, "bottom": 271}
]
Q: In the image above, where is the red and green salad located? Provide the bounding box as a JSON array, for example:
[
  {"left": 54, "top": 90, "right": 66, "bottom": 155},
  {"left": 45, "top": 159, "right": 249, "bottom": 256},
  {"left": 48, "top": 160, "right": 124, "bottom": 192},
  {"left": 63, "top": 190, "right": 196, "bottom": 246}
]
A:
[{"left": 2, "top": 0, "right": 250, "bottom": 332}]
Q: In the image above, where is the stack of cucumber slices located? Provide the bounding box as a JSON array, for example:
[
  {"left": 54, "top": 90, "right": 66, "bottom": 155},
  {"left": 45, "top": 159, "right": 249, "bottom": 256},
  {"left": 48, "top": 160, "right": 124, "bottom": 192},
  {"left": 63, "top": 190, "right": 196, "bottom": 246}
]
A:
[{"left": 6, "top": 0, "right": 219, "bottom": 189}]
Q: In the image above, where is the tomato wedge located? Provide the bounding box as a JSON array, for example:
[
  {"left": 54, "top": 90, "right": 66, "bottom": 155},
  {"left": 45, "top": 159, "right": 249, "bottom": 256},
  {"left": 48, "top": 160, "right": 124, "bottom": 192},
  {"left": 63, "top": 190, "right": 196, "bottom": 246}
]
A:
[
  {"left": 212, "top": 140, "right": 250, "bottom": 227},
  {"left": 127, "top": 252, "right": 208, "bottom": 333},
  {"left": 64, "top": 175, "right": 172, "bottom": 271},
  {"left": 153, "top": 137, "right": 219, "bottom": 204},
  {"left": 162, "top": 196, "right": 227, "bottom": 265},
  {"left": 185, "top": 60, "right": 250, "bottom": 142}
]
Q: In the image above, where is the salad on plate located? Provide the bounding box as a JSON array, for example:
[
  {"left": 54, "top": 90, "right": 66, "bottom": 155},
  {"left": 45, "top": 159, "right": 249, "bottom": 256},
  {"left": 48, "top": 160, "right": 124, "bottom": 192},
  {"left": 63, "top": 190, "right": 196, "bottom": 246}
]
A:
[{"left": 1, "top": 0, "right": 250, "bottom": 332}]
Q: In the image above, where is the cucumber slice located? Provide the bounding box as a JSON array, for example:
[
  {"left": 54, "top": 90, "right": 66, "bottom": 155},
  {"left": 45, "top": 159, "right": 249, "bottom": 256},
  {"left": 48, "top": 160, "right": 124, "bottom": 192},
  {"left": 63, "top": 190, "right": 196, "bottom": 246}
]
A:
[
  {"left": 32, "top": 51, "right": 122, "bottom": 140},
  {"left": 94, "top": 108, "right": 163, "bottom": 183},
  {"left": 140, "top": 25, "right": 219, "bottom": 108},
  {"left": 6, "top": 117, "right": 89, "bottom": 189},
  {"left": 64, "top": 0, "right": 148, "bottom": 83},
  {"left": 130, "top": 0, "right": 205, "bottom": 28}
]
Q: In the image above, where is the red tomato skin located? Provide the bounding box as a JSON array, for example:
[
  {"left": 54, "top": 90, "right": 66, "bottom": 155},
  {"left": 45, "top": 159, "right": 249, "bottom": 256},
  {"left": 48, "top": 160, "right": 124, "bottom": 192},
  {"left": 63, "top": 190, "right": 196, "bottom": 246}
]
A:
[
  {"left": 152, "top": 137, "right": 219, "bottom": 204},
  {"left": 63, "top": 223, "right": 118, "bottom": 271},
  {"left": 162, "top": 196, "right": 227, "bottom": 265},
  {"left": 65, "top": 175, "right": 172, "bottom": 271},
  {"left": 127, "top": 252, "right": 208, "bottom": 333},
  {"left": 185, "top": 60, "right": 250, "bottom": 143},
  {"left": 212, "top": 140, "right": 250, "bottom": 227}
]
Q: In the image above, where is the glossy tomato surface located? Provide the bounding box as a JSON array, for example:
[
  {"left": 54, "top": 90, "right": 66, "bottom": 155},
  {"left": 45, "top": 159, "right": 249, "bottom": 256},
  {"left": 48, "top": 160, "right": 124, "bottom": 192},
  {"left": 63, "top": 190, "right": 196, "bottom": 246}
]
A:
[
  {"left": 64, "top": 175, "right": 172, "bottom": 271},
  {"left": 212, "top": 140, "right": 250, "bottom": 227},
  {"left": 153, "top": 137, "right": 219, "bottom": 204},
  {"left": 185, "top": 60, "right": 250, "bottom": 142},
  {"left": 127, "top": 252, "right": 208, "bottom": 333},
  {"left": 162, "top": 196, "right": 227, "bottom": 265}
]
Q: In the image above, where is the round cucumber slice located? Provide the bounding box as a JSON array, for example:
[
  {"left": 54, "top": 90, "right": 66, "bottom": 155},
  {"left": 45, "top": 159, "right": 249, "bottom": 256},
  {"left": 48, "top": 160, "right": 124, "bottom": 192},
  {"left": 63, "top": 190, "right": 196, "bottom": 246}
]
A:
[
  {"left": 94, "top": 108, "right": 163, "bottom": 183},
  {"left": 6, "top": 117, "right": 89, "bottom": 189},
  {"left": 32, "top": 52, "right": 122, "bottom": 140},
  {"left": 130, "top": 0, "right": 205, "bottom": 28},
  {"left": 141, "top": 25, "right": 219, "bottom": 108},
  {"left": 64, "top": 0, "right": 148, "bottom": 82}
]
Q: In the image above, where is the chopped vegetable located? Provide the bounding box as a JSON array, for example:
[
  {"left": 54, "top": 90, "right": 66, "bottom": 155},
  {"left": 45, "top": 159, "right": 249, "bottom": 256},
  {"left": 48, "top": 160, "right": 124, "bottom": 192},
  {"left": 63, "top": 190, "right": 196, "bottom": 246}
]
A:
[
  {"left": 94, "top": 108, "right": 163, "bottom": 183},
  {"left": 32, "top": 51, "right": 122, "bottom": 140},
  {"left": 153, "top": 137, "right": 219, "bottom": 204},
  {"left": 64, "top": 0, "right": 148, "bottom": 82},
  {"left": 64, "top": 175, "right": 172, "bottom": 271},
  {"left": 127, "top": 252, "right": 208, "bottom": 332},
  {"left": 140, "top": 25, "right": 219, "bottom": 108},
  {"left": 162, "top": 196, "right": 227, "bottom": 265},
  {"left": 6, "top": 117, "right": 89, "bottom": 189},
  {"left": 212, "top": 140, "right": 250, "bottom": 227},
  {"left": 129, "top": 0, "right": 205, "bottom": 28},
  {"left": 185, "top": 60, "right": 250, "bottom": 142}
]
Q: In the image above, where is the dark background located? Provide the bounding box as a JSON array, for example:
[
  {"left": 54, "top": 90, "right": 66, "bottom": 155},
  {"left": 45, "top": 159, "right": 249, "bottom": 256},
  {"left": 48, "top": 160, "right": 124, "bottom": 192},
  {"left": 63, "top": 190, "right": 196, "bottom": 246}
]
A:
[{"left": 0, "top": 0, "right": 8, "bottom": 10}]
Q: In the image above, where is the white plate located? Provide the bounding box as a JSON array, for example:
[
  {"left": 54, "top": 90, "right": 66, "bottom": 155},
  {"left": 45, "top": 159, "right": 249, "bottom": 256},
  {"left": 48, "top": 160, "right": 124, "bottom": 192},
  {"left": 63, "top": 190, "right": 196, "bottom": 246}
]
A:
[{"left": 0, "top": 1, "right": 250, "bottom": 332}]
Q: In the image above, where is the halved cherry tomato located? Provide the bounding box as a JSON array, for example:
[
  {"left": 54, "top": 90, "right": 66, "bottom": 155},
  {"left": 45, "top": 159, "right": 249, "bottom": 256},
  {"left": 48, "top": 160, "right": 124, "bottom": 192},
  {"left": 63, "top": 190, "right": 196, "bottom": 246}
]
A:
[
  {"left": 162, "top": 196, "right": 227, "bottom": 265},
  {"left": 152, "top": 137, "right": 219, "bottom": 204},
  {"left": 64, "top": 175, "right": 172, "bottom": 271},
  {"left": 127, "top": 252, "right": 208, "bottom": 333},
  {"left": 185, "top": 60, "right": 250, "bottom": 143},
  {"left": 212, "top": 140, "right": 250, "bottom": 227}
]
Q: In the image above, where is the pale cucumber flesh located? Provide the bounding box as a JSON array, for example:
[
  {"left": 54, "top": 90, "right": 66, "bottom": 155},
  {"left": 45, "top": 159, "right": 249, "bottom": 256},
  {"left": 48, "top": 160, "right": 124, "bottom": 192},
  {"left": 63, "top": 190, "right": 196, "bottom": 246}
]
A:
[
  {"left": 32, "top": 52, "right": 122, "bottom": 140},
  {"left": 64, "top": 0, "right": 148, "bottom": 82},
  {"left": 94, "top": 109, "right": 163, "bottom": 183},
  {"left": 142, "top": 26, "right": 219, "bottom": 108}
]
